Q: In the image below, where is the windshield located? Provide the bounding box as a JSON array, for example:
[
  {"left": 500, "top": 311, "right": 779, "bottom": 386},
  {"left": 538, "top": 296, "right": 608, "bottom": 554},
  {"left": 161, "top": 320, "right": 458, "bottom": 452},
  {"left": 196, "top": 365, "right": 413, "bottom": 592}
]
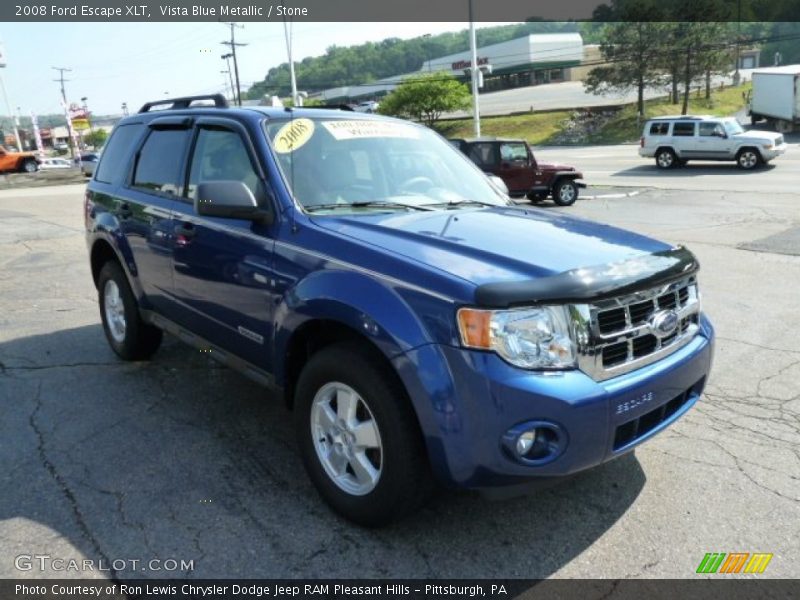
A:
[
  {"left": 723, "top": 120, "right": 744, "bottom": 135},
  {"left": 265, "top": 116, "right": 509, "bottom": 213}
]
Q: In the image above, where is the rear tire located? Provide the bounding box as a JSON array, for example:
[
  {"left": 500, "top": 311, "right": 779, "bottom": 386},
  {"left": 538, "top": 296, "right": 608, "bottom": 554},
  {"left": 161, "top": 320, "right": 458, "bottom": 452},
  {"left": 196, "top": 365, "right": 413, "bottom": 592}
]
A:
[
  {"left": 655, "top": 148, "right": 677, "bottom": 169},
  {"left": 98, "top": 261, "right": 162, "bottom": 360},
  {"left": 21, "top": 159, "right": 38, "bottom": 173},
  {"left": 294, "top": 342, "right": 433, "bottom": 526},
  {"left": 553, "top": 179, "right": 578, "bottom": 206},
  {"left": 736, "top": 148, "right": 761, "bottom": 170}
]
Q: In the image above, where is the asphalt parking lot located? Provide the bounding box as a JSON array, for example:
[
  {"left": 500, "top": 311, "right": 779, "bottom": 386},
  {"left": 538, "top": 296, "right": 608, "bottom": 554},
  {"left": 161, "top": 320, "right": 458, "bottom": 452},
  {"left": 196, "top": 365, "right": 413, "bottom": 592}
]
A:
[{"left": 1, "top": 164, "right": 798, "bottom": 580}]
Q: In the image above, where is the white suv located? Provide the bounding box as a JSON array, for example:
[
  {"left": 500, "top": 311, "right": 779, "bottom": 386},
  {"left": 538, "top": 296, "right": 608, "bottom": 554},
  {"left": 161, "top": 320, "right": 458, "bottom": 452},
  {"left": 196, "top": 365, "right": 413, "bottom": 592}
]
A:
[{"left": 639, "top": 115, "right": 787, "bottom": 170}]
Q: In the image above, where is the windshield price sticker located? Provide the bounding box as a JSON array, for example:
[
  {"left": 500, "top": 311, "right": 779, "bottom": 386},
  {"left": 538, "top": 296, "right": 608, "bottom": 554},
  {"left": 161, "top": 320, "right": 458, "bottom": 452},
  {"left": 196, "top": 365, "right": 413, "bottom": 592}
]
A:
[
  {"left": 273, "top": 118, "right": 315, "bottom": 153},
  {"left": 322, "top": 120, "right": 420, "bottom": 140}
]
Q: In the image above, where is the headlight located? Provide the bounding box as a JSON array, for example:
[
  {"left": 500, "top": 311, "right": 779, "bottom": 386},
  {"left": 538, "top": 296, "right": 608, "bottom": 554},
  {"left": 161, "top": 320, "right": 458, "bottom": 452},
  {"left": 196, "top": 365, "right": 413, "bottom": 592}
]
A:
[
  {"left": 457, "top": 306, "right": 576, "bottom": 369},
  {"left": 762, "top": 143, "right": 774, "bottom": 149}
]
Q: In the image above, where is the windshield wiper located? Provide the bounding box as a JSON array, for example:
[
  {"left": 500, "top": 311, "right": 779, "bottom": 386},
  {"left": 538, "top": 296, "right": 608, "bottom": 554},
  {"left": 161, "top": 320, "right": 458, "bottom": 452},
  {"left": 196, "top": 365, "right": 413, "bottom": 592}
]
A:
[
  {"left": 305, "top": 200, "right": 433, "bottom": 212},
  {"left": 426, "top": 199, "right": 503, "bottom": 208}
]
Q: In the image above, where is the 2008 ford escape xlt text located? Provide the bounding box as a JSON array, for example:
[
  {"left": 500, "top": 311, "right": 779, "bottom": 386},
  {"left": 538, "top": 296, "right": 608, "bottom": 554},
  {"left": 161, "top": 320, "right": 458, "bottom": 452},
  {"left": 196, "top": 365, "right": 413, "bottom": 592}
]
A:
[{"left": 84, "top": 94, "right": 714, "bottom": 526}]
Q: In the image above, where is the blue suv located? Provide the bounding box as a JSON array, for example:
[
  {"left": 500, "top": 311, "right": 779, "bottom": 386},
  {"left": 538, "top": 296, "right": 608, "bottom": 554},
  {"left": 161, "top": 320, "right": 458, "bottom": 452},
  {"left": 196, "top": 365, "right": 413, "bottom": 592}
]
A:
[{"left": 85, "top": 95, "right": 714, "bottom": 526}]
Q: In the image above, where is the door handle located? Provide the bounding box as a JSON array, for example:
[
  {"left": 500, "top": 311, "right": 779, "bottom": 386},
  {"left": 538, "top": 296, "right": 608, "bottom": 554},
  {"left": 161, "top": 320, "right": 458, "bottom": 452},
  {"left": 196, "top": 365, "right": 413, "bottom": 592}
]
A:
[
  {"left": 118, "top": 203, "right": 132, "bottom": 219},
  {"left": 174, "top": 222, "right": 195, "bottom": 246}
]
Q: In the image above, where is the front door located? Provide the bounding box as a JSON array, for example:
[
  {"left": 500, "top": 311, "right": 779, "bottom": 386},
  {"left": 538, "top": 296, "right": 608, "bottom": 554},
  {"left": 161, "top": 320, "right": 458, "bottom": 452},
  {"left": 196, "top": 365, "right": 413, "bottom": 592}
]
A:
[
  {"left": 696, "top": 121, "right": 730, "bottom": 159},
  {"left": 170, "top": 119, "right": 278, "bottom": 370},
  {"left": 497, "top": 141, "right": 534, "bottom": 194}
]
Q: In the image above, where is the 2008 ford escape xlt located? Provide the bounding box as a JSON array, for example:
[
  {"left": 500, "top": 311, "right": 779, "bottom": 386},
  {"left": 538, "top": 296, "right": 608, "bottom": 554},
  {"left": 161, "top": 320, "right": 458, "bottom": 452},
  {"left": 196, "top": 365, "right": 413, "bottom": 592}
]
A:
[{"left": 85, "top": 95, "right": 714, "bottom": 526}]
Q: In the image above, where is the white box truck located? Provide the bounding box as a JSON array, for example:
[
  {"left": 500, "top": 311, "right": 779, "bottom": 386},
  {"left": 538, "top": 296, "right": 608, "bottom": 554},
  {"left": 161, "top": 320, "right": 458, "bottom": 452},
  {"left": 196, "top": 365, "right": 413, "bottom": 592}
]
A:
[{"left": 749, "top": 65, "right": 800, "bottom": 132}]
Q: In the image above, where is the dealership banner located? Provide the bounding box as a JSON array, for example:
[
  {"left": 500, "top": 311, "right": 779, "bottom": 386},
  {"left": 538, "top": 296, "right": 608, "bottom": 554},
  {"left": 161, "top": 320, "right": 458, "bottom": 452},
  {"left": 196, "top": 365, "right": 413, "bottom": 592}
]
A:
[
  {"left": 5, "top": 0, "right": 799, "bottom": 22},
  {"left": 2, "top": 579, "right": 799, "bottom": 600}
]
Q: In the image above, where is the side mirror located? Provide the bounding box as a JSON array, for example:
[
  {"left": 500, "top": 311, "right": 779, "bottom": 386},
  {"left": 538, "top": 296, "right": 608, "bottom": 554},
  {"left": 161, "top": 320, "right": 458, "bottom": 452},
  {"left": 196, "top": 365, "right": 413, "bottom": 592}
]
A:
[{"left": 195, "top": 180, "right": 273, "bottom": 224}]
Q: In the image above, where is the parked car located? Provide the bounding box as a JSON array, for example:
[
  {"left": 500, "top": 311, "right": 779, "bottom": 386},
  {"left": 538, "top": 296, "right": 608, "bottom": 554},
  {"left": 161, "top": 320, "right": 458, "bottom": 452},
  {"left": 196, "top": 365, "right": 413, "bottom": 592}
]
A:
[
  {"left": 75, "top": 153, "right": 100, "bottom": 177},
  {"left": 450, "top": 137, "right": 585, "bottom": 206},
  {"left": 85, "top": 94, "right": 714, "bottom": 526},
  {"left": 39, "top": 158, "right": 73, "bottom": 170},
  {"left": 352, "top": 100, "right": 380, "bottom": 113},
  {"left": 639, "top": 115, "right": 787, "bottom": 170},
  {"left": 0, "top": 145, "right": 40, "bottom": 173}
]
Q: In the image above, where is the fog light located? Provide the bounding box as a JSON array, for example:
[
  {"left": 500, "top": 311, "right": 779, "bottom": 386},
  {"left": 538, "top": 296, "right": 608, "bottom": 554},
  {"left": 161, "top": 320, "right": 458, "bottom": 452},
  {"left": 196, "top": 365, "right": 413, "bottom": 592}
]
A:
[
  {"left": 502, "top": 420, "right": 567, "bottom": 465},
  {"left": 516, "top": 430, "right": 537, "bottom": 456}
]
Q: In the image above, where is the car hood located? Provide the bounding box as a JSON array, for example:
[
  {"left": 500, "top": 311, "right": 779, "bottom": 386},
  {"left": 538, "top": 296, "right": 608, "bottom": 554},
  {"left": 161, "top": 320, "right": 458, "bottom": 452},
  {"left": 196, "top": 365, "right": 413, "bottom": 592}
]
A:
[
  {"left": 315, "top": 207, "right": 673, "bottom": 290},
  {"left": 732, "top": 130, "right": 784, "bottom": 143}
]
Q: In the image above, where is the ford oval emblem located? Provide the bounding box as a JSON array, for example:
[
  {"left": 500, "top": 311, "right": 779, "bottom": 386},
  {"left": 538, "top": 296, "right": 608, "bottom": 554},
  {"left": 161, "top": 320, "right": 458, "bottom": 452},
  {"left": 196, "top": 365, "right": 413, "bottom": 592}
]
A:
[{"left": 650, "top": 310, "right": 679, "bottom": 338}]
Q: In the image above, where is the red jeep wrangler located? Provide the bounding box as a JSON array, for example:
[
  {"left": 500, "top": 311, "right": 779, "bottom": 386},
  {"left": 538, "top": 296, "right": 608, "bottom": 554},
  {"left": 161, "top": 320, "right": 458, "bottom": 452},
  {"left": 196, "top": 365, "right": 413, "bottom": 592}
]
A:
[{"left": 451, "top": 137, "right": 585, "bottom": 206}]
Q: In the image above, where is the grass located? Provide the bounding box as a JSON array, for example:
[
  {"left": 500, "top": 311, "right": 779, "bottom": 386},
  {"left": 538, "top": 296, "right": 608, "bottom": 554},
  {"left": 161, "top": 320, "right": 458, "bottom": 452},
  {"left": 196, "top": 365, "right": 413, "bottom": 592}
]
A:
[
  {"left": 433, "top": 81, "right": 752, "bottom": 146},
  {"left": 434, "top": 110, "right": 573, "bottom": 145},
  {"left": 587, "top": 81, "right": 753, "bottom": 145}
]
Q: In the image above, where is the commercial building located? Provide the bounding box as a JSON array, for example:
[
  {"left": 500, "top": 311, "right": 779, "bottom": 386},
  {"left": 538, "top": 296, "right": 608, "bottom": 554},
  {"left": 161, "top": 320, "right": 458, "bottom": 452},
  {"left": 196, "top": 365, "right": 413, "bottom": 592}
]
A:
[{"left": 310, "top": 33, "right": 585, "bottom": 104}]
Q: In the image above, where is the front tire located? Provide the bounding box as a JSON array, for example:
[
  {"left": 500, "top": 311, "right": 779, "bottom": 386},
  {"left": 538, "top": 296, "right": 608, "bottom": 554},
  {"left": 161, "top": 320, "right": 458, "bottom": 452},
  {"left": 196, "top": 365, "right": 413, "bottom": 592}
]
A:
[
  {"left": 295, "top": 342, "right": 433, "bottom": 526},
  {"left": 655, "top": 148, "right": 677, "bottom": 169},
  {"left": 553, "top": 179, "right": 578, "bottom": 206},
  {"left": 98, "top": 261, "right": 162, "bottom": 360},
  {"left": 21, "top": 159, "right": 38, "bottom": 173},
  {"left": 736, "top": 148, "right": 761, "bottom": 170}
]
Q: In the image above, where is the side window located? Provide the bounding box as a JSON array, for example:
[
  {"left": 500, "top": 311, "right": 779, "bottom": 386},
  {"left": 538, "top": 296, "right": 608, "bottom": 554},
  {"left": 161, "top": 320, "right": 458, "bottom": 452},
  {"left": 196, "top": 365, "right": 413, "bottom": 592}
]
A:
[
  {"left": 649, "top": 122, "right": 669, "bottom": 135},
  {"left": 699, "top": 122, "right": 724, "bottom": 137},
  {"left": 467, "top": 143, "right": 497, "bottom": 167},
  {"left": 187, "top": 127, "right": 261, "bottom": 202},
  {"left": 672, "top": 122, "right": 696, "bottom": 137},
  {"left": 499, "top": 143, "right": 528, "bottom": 162},
  {"left": 95, "top": 123, "right": 143, "bottom": 184},
  {"left": 132, "top": 129, "right": 190, "bottom": 195}
]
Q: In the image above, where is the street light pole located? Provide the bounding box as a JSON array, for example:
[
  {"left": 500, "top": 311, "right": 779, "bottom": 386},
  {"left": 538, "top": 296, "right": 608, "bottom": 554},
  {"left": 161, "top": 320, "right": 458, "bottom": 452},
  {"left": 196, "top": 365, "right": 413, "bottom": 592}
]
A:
[
  {"left": 282, "top": 15, "right": 300, "bottom": 106},
  {"left": 468, "top": 0, "right": 481, "bottom": 137}
]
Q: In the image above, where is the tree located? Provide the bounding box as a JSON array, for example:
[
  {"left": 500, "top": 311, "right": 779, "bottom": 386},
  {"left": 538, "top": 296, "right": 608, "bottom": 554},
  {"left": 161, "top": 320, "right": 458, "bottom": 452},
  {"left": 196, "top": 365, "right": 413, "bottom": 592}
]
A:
[
  {"left": 584, "top": 20, "right": 668, "bottom": 117},
  {"left": 377, "top": 73, "right": 471, "bottom": 128},
  {"left": 83, "top": 129, "right": 108, "bottom": 149}
]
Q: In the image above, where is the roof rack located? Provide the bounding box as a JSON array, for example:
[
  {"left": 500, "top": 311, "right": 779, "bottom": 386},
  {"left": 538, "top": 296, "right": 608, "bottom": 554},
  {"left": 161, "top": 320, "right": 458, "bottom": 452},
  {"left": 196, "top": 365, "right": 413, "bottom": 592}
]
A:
[{"left": 138, "top": 94, "right": 229, "bottom": 114}]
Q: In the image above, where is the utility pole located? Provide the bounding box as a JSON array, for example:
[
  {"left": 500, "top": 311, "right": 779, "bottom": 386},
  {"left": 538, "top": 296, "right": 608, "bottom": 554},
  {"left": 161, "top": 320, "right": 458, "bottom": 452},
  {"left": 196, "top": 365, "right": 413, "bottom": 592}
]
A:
[
  {"left": 221, "top": 55, "right": 236, "bottom": 102},
  {"left": 221, "top": 22, "right": 246, "bottom": 106},
  {"left": 0, "top": 74, "right": 21, "bottom": 150},
  {"left": 733, "top": 0, "right": 741, "bottom": 85},
  {"left": 52, "top": 66, "right": 76, "bottom": 159},
  {"left": 468, "top": 0, "right": 481, "bottom": 137}
]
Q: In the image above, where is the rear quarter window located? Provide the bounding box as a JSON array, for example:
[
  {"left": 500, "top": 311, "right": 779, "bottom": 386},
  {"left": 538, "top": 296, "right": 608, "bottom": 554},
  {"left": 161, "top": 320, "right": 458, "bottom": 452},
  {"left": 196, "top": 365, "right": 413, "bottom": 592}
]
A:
[
  {"left": 649, "top": 122, "right": 670, "bottom": 135},
  {"left": 94, "top": 123, "right": 144, "bottom": 184}
]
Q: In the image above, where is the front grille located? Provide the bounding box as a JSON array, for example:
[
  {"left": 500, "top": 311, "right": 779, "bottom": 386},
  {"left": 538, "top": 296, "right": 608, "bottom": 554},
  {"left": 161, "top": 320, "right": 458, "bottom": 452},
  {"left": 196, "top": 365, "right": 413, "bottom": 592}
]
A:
[
  {"left": 580, "top": 276, "right": 701, "bottom": 380},
  {"left": 613, "top": 378, "right": 703, "bottom": 450}
]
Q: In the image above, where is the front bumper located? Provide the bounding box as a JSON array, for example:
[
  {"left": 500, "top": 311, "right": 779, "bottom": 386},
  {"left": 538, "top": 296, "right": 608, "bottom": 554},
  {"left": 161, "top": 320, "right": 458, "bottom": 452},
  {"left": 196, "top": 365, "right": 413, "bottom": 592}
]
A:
[
  {"left": 762, "top": 144, "right": 787, "bottom": 160},
  {"left": 393, "top": 315, "right": 714, "bottom": 489}
]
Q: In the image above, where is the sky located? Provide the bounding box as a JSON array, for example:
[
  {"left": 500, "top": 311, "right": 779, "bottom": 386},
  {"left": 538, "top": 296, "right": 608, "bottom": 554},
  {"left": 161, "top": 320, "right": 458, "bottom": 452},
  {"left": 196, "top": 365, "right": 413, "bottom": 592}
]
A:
[{"left": 0, "top": 22, "right": 513, "bottom": 118}]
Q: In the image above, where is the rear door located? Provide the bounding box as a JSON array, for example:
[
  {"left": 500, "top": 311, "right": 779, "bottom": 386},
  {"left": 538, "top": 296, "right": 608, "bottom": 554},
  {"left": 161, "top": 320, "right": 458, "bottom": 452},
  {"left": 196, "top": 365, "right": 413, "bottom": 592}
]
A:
[
  {"left": 670, "top": 121, "right": 697, "bottom": 157},
  {"left": 170, "top": 118, "right": 278, "bottom": 370},
  {"left": 116, "top": 118, "right": 192, "bottom": 317}
]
